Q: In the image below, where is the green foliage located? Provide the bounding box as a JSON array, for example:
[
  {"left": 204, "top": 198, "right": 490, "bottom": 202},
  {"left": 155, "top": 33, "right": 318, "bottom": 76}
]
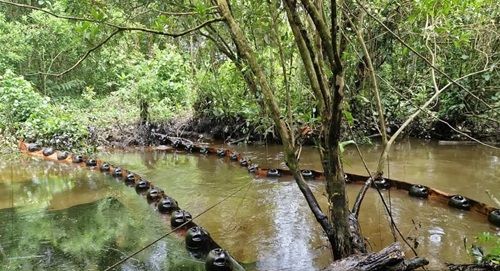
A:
[
  {"left": 194, "top": 61, "right": 259, "bottom": 121},
  {"left": 0, "top": 70, "right": 47, "bottom": 128},
  {"left": 469, "top": 232, "right": 500, "bottom": 265},
  {"left": 117, "top": 45, "right": 193, "bottom": 121},
  {"left": 0, "top": 13, "right": 31, "bottom": 72},
  {"left": 0, "top": 70, "right": 88, "bottom": 151},
  {"left": 0, "top": 0, "right": 497, "bottom": 147}
]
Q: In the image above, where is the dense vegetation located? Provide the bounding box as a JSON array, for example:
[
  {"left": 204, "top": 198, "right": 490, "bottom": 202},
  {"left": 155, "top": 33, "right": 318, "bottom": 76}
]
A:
[
  {"left": 0, "top": 0, "right": 498, "bottom": 268},
  {"left": 0, "top": 0, "right": 497, "bottom": 153}
]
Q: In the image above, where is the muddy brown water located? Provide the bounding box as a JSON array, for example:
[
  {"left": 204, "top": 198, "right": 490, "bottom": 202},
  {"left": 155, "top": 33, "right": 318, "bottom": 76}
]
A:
[{"left": 0, "top": 139, "right": 498, "bottom": 270}]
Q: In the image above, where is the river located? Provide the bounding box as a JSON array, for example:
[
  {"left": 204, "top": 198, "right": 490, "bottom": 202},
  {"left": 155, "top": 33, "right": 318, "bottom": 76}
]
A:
[{"left": 0, "top": 139, "right": 498, "bottom": 270}]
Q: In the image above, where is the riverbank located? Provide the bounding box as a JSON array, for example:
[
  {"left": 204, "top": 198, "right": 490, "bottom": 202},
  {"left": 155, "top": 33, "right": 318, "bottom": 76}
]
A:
[{"left": 2, "top": 114, "right": 498, "bottom": 158}]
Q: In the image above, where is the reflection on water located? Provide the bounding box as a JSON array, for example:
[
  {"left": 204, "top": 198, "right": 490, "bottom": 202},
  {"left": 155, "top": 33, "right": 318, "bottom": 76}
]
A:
[
  {"left": 1, "top": 139, "right": 499, "bottom": 270},
  {"left": 0, "top": 158, "right": 204, "bottom": 271}
]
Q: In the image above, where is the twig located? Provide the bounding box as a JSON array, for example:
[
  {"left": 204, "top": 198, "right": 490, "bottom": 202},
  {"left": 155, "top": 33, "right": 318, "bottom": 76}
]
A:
[
  {"left": 151, "top": 6, "right": 218, "bottom": 16},
  {"left": 485, "top": 190, "right": 500, "bottom": 208},
  {"left": 38, "top": 29, "right": 122, "bottom": 77},
  {"left": 354, "top": 0, "right": 495, "bottom": 111}
]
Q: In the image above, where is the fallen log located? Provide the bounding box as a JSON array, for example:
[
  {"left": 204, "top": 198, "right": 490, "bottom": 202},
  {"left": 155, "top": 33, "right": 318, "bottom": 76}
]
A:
[{"left": 322, "top": 242, "right": 428, "bottom": 271}]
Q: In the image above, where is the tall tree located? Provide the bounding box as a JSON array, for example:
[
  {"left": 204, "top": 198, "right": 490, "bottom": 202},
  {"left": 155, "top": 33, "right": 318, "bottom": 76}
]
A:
[{"left": 214, "top": 0, "right": 362, "bottom": 260}]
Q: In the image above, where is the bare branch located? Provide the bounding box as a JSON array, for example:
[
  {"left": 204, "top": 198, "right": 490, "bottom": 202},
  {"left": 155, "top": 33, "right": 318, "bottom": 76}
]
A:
[
  {"left": 31, "top": 29, "right": 123, "bottom": 77},
  {"left": 354, "top": 0, "right": 496, "bottom": 111},
  {"left": 378, "top": 71, "right": 499, "bottom": 150},
  {"left": 151, "top": 7, "right": 218, "bottom": 16},
  {"left": 0, "top": 0, "right": 223, "bottom": 38},
  {"left": 115, "top": 18, "right": 224, "bottom": 37}
]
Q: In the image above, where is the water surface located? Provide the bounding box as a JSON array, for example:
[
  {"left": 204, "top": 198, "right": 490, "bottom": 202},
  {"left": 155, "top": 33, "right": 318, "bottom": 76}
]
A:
[
  {"left": 0, "top": 158, "right": 204, "bottom": 271},
  {"left": 1, "top": 139, "right": 498, "bottom": 270}
]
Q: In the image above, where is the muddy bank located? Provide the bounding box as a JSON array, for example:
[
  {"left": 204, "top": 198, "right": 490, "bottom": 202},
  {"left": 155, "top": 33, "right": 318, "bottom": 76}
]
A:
[
  {"left": 89, "top": 115, "right": 499, "bottom": 149},
  {"left": 90, "top": 116, "right": 284, "bottom": 148}
]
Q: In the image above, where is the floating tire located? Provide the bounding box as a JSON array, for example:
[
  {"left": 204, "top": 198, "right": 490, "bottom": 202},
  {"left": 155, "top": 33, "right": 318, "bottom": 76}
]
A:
[
  {"left": 267, "top": 169, "right": 281, "bottom": 177},
  {"left": 125, "top": 173, "right": 135, "bottom": 183},
  {"left": 100, "top": 163, "right": 110, "bottom": 172},
  {"left": 113, "top": 167, "right": 122, "bottom": 177},
  {"left": 72, "top": 155, "right": 83, "bottom": 163},
  {"left": 239, "top": 159, "right": 248, "bottom": 167},
  {"left": 42, "top": 147, "right": 54, "bottom": 156},
  {"left": 448, "top": 195, "right": 471, "bottom": 210},
  {"left": 372, "top": 178, "right": 391, "bottom": 189},
  {"left": 86, "top": 159, "right": 97, "bottom": 167},
  {"left": 247, "top": 165, "right": 258, "bottom": 173},
  {"left": 157, "top": 197, "right": 179, "bottom": 214},
  {"left": 57, "top": 151, "right": 69, "bottom": 160},
  {"left": 230, "top": 153, "right": 238, "bottom": 161},
  {"left": 185, "top": 226, "right": 210, "bottom": 252},
  {"left": 205, "top": 248, "right": 231, "bottom": 271},
  {"left": 27, "top": 143, "right": 41, "bottom": 152},
  {"left": 301, "top": 170, "right": 314, "bottom": 179},
  {"left": 488, "top": 209, "right": 500, "bottom": 227},
  {"left": 135, "top": 179, "right": 150, "bottom": 192},
  {"left": 409, "top": 184, "right": 429, "bottom": 198},
  {"left": 216, "top": 149, "right": 225, "bottom": 157},
  {"left": 147, "top": 188, "right": 161, "bottom": 202},
  {"left": 171, "top": 210, "right": 192, "bottom": 228}
]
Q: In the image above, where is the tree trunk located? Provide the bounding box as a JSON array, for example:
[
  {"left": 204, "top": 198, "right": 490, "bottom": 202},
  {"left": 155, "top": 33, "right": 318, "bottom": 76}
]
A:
[
  {"left": 320, "top": 72, "right": 354, "bottom": 259},
  {"left": 215, "top": 0, "right": 340, "bottom": 257},
  {"left": 139, "top": 100, "right": 149, "bottom": 125}
]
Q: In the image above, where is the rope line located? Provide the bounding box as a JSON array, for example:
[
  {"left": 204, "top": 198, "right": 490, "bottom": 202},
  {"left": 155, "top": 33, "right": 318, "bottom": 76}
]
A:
[{"left": 104, "top": 181, "right": 252, "bottom": 271}]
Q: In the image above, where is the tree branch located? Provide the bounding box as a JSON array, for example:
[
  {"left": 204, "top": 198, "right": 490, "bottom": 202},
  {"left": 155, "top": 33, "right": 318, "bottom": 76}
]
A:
[
  {"left": 354, "top": 0, "right": 495, "bottom": 111},
  {"left": 0, "top": 0, "right": 224, "bottom": 77},
  {"left": 283, "top": 0, "right": 328, "bottom": 114},
  {"left": 344, "top": 5, "right": 388, "bottom": 173},
  {"left": 0, "top": 0, "right": 223, "bottom": 37},
  {"left": 151, "top": 7, "right": 218, "bottom": 16},
  {"left": 378, "top": 71, "right": 499, "bottom": 150},
  {"left": 32, "top": 29, "right": 123, "bottom": 77},
  {"left": 300, "top": 0, "right": 335, "bottom": 70}
]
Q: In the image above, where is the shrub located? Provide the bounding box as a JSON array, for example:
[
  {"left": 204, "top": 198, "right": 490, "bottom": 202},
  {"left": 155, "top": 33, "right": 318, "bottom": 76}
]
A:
[{"left": 0, "top": 70, "right": 89, "bottom": 151}]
